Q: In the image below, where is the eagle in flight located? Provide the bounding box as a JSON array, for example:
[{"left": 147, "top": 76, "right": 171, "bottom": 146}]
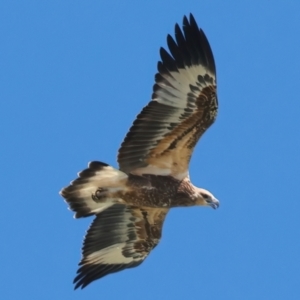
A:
[{"left": 60, "top": 13, "right": 219, "bottom": 289}]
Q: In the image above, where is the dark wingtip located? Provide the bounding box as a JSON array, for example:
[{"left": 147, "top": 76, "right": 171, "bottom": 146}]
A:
[
  {"left": 73, "top": 263, "right": 133, "bottom": 290},
  {"left": 158, "top": 13, "right": 215, "bottom": 75},
  {"left": 88, "top": 161, "right": 109, "bottom": 169},
  {"left": 189, "top": 13, "right": 197, "bottom": 25}
]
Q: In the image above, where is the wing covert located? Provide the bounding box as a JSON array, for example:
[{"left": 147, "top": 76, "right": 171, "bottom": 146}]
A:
[
  {"left": 118, "top": 14, "right": 217, "bottom": 179},
  {"left": 73, "top": 204, "right": 168, "bottom": 289}
]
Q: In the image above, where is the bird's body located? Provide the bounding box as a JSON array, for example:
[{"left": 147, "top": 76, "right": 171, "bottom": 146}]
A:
[
  {"left": 124, "top": 174, "right": 199, "bottom": 208},
  {"left": 60, "top": 14, "right": 220, "bottom": 289}
]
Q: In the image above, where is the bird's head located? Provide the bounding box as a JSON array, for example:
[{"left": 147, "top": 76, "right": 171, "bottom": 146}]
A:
[{"left": 195, "top": 188, "right": 219, "bottom": 209}]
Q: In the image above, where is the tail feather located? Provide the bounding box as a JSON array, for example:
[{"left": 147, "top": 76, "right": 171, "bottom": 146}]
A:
[{"left": 60, "top": 161, "right": 128, "bottom": 218}]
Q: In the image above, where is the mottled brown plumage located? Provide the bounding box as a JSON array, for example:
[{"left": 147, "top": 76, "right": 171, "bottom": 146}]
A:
[{"left": 60, "top": 14, "right": 219, "bottom": 289}]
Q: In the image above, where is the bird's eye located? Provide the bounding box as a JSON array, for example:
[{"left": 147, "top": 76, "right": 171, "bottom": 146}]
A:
[{"left": 201, "top": 193, "right": 209, "bottom": 200}]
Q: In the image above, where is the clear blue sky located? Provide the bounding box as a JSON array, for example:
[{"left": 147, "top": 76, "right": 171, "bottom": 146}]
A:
[{"left": 1, "top": 1, "right": 300, "bottom": 299}]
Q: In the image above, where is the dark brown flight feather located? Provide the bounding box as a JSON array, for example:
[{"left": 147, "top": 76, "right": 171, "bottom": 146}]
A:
[
  {"left": 118, "top": 14, "right": 217, "bottom": 179},
  {"left": 73, "top": 205, "right": 168, "bottom": 289},
  {"left": 60, "top": 13, "right": 219, "bottom": 290}
]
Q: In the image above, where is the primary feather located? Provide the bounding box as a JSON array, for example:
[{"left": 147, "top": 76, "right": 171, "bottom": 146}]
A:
[{"left": 60, "top": 13, "right": 219, "bottom": 289}]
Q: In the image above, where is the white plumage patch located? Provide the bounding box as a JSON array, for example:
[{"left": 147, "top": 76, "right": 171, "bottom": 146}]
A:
[
  {"left": 118, "top": 15, "right": 217, "bottom": 179},
  {"left": 60, "top": 161, "right": 128, "bottom": 218},
  {"left": 73, "top": 204, "right": 168, "bottom": 289},
  {"left": 154, "top": 65, "right": 214, "bottom": 108},
  {"left": 85, "top": 245, "right": 136, "bottom": 265},
  {"left": 60, "top": 13, "right": 218, "bottom": 290}
]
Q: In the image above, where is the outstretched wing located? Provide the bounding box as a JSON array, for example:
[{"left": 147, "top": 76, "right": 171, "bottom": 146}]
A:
[
  {"left": 118, "top": 14, "right": 217, "bottom": 180},
  {"left": 73, "top": 204, "right": 168, "bottom": 289}
]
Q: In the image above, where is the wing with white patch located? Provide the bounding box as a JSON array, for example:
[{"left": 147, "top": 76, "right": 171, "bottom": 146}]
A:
[
  {"left": 73, "top": 204, "right": 168, "bottom": 289},
  {"left": 118, "top": 14, "right": 218, "bottom": 179}
]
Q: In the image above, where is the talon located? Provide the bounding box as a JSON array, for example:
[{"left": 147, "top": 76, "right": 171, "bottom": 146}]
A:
[{"left": 91, "top": 188, "right": 107, "bottom": 202}]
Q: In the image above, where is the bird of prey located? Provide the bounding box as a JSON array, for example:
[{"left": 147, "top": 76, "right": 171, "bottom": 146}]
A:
[{"left": 60, "top": 13, "right": 219, "bottom": 289}]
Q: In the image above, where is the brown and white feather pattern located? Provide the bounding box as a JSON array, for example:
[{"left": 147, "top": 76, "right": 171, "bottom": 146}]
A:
[
  {"left": 61, "top": 161, "right": 128, "bottom": 218},
  {"left": 73, "top": 204, "right": 168, "bottom": 289},
  {"left": 118, "top": 14, "right": 218, "bottom": 179},
  {"left": 60, "top": 14, "right": 219, "bottom": 290}
]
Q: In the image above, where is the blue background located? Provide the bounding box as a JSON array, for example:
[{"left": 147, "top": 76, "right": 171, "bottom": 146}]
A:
[{"left": 1, "top": 1, "right": 300, "bottom": 299}]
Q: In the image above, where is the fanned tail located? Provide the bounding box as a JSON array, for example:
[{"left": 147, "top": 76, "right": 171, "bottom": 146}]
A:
[{"left": 60, "top": 161, "right": 128, "bottom": 218}]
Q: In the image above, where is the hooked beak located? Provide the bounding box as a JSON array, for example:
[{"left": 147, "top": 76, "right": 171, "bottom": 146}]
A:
[{"left": 208, "top": 198, "right": 220, "bottom": 209}]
